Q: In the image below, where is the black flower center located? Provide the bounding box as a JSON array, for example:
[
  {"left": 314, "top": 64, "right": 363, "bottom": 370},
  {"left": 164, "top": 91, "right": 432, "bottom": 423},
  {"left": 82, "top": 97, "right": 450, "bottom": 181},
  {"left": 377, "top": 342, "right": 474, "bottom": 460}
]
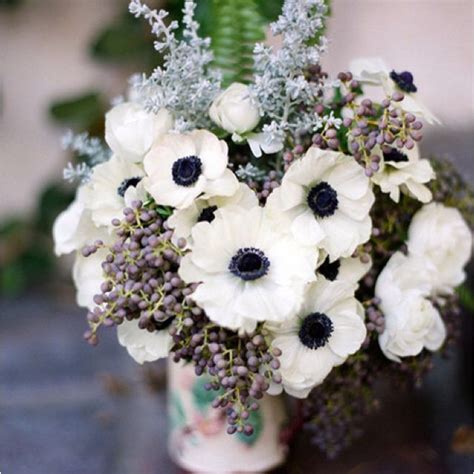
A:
[
  {"left": 197, "top": 205, "right": 218, "bottom": 224},
  {"left": 307, "top": 182, "right": 338, "bottom": 218},
  {"left": 390, "top": 70, "right": 417, "bottom": 93},
  {"left": 318, "top": 257, "right": 340, "bottom": 281},
  {"left": 172, "top": 155, "right": 202, "bottom": 187},
  {"left": 229, "top": 247, "right": 270, "bottom": 281},
  {"left": 153, "top": 316, "right": 174, "bottom": 331},
  {"left": 117, "top": 176, "right": 142, "bottom": 197},
  {"left": 383, "top": 147, "right": 409, "bottom": 163},
  {"left": 299, "top": 312, "right": 334, "bottom": 350}
]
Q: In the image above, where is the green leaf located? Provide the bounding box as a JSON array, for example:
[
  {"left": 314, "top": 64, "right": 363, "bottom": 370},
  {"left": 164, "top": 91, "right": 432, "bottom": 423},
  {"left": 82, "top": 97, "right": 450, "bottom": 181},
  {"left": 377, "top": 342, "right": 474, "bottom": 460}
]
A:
[
  {"left": 34, "top": 182, "right": 75, "bottom": 235},
  {"left": 155, "top": 206, "right": 174, "bottom": 218},
  {"left": 236, "top": 408, "right": 263, "bottom": 446},
  {"left": 49, "top": 92, "right": 105, "bottom": 131},
  {"left": 257, "top": 0, "right": 284, "bottom": 21},
  {"left": 0, "top": 262, "right": 27, "bottom": 295},
  {"left": 90, "top": 13, "right": 155, "bottom": 67},
  {"left": 457, "top": 285, "right": 474, "bottom": 313}
]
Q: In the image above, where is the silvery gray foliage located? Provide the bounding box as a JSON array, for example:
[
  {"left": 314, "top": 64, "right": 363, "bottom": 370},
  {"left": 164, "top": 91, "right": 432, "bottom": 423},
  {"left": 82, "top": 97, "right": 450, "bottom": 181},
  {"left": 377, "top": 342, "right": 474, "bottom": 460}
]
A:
[
  {"left": 235, "top": 163, "right": 267, "bottom": 181},
  {"left": 250, "top": 0, "right": 331, "bottom": 141},
  {"left": 62, "top": 131, "right": 111, "bottom": 183},
  {"left": 128, "top": 0, "right": 222, "bottom": 131},
  {"left": 63, "top": 162, "right": 91, "bottom": 184}
]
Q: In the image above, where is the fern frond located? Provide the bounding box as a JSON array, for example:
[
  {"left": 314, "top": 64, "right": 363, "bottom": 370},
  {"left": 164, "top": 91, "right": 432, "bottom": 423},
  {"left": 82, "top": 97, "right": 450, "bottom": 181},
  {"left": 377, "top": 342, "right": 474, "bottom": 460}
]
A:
[{"left": 210, "top": 0, "right": 266, "bottom": 86}]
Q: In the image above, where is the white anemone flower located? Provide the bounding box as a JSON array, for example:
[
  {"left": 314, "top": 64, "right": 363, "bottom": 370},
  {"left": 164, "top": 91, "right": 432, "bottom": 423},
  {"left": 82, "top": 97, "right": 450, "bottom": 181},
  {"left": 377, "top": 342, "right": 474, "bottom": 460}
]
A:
[
  {"left": 376, "top": 252, "right": 446, "bottom": 362},
  {"left": 350, "top": 57, "right": 440, "bottom": 125},
  {"left": 267, "top": 147, "right": 374, "bottom": 261},
  {"left": 316, "top": 252, "right": 371, "bottom": 286},
  {"left": 167, "top": 183, "right": 258, "bottom": 246},
  {"left": 407, "top": 203, "right": 473, "bottom": 294},
  {"left": 53, "top": 184, "right": 107, "bottom": 256},
  {"left": 179, "top": 206, "right": 318, "bottom": 332},
  {"left": 144, "top": 130, "right": 239, "bottom": 209},
  {"left": 105, "top": 102, "right": 173, "bottom": 163},
  {"left": 117, "top": 318, "right": 172, "bottom": 364},
  {"left": 85, "top": 155, "right": 146, "bottom": 228},
  {"left": 371, "top": 144, "right": 435, "bottom": 203},
  {"left": 268, "top": 279, "right": 367, "bottom": 398}
]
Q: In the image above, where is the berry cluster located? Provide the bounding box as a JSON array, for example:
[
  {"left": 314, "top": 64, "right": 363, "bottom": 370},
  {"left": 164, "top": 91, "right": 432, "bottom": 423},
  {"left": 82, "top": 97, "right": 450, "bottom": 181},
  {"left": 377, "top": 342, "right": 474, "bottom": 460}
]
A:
[
  {"left": 83, "top": 201, "right": 190, "bottom": 345},
  {"left": 311, "top": 72, "right": 424, "bottom": 177},
  {"left": 171, "top": 315, "right": 282, "bottom": 435},
  {"left": 246, "top": 170, "right": 281, "bottom": 205}
]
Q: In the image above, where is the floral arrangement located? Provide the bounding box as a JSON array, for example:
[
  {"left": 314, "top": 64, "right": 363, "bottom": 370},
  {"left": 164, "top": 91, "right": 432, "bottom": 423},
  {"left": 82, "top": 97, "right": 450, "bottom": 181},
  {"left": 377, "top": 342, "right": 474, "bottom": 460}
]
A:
[{"left": 54, "top": 0, "right": 473, "bottom": 457}]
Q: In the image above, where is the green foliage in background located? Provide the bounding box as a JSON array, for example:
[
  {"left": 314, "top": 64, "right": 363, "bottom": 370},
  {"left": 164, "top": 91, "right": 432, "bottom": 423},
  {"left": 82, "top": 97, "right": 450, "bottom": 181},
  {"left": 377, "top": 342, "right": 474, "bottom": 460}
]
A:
[
  {"left": 457, "top": 285, "right": 474, "bottom": 314},
  {"left": 90, "top": 11, "right": 157, "bottom": 67},
  {"left": 0, "top": 0, "right": 23, "bottom": 8},
  {"left": 49, "top": 92, "right": 106, "bottom": 134},
  {"left": 0, "top": 183, "right": 74, "bottom": 296}
]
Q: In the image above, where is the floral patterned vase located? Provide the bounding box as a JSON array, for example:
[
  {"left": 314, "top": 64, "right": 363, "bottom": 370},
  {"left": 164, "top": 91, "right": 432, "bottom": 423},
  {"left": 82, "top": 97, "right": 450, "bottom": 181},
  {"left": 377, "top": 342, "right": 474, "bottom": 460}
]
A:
[{"left": 167, "top": 360, "right": 288, "bottom": 473}]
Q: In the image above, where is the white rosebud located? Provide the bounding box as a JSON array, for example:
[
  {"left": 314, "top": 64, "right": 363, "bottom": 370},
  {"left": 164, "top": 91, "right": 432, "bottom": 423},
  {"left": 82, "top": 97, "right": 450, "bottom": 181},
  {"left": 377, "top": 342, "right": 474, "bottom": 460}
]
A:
[
  {"left": 209, "top": 83, "right": 260, "bottom": 134},
  {"left": 407, "top": 203, "right": 472, "bottom": 294},
  {"left": 105, "top": 102, "right": 173, "bottom": 163},
  {"left": 376, "top": 252, "right": 446, "bottom": 362}
]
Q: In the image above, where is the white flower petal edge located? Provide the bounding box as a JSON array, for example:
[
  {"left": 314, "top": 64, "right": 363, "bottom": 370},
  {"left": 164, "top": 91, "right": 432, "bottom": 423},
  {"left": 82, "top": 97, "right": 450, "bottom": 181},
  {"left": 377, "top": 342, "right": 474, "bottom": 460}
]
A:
[
  {"left": 267, "top": 147, "right": 374, "bottom": 260},
  {"left": 179, "top": 206, "right": 318, "bottom": 331},
  {"left": 350, "top": 57, "right": 440, "bottom": 125},
  {"left": 316, "top": 252, "right": 371, "bottom": 286},
  {"left": 247, "top": 132, "right": 284, "bottom": 158},
  {"left": 53, "top": 184, "right": 106, "bottom": 256},
  {"left": 84, "top": 155, "right": 145, "bottom": 228},
  {"left": 168, "top": 183, "right": 258, "bottom": 245},
  {"left": 72, "top": 249, "right": 108, "bottom": 310},
  {"left": 144, "top": 130, "right": 239, "bottom": 209},
  {"left": 376, "top": 252, "right": 446, "bottom": 362},
  {"left": 407, "top": 203, "right": 472, "bottom": 294},
  {"left": 371, "top": 145, "right": 435, "bottom": 203},
  {"left": 105, "top": 102, "right": 173, "bottom": 163},
  {"left": 209, "top": 83, "right": 260, "bottom": 135},
  {"left": 117, "top": 319, "right": 172, "bottom": 364},
  {"left": 267, "top": 279, "right": 366, "bottom": 398}
]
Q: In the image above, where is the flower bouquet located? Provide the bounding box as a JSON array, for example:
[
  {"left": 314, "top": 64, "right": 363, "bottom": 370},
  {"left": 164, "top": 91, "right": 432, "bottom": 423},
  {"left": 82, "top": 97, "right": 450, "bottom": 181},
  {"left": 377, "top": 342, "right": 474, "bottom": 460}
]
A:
[{"left": 54, "top": 0, "right": 473, "bottom": 470}]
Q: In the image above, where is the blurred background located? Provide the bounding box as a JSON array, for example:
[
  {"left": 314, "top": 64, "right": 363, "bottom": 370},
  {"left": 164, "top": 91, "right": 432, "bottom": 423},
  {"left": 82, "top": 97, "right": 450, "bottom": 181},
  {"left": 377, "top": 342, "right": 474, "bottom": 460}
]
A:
[{"left": 1, "top": 1, "right": 473, "bottom": 473}]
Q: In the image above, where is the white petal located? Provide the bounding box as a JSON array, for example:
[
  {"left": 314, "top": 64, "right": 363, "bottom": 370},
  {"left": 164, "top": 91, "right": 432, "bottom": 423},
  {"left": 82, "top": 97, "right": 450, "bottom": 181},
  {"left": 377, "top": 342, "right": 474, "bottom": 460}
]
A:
[
  {"left": 290, "top": 209, "right": 325, "bottom": 246},
  {"left": 350, "top": 57, "right": 390, "bottom": 85},
  {"left": 328, "top": 310, "right": 367, "bottom": 357},
  {"left": 191, "top": 129, "right": 228, "bottom": 179},
  {"left": 202, "top": 168, "right": 239, "bottom": 198},
  {"left": 324, "top": 159, "right": 370, "bottom": 200},
  {"left": 117, "top": 319, "right": 171, "bottom": 364}
]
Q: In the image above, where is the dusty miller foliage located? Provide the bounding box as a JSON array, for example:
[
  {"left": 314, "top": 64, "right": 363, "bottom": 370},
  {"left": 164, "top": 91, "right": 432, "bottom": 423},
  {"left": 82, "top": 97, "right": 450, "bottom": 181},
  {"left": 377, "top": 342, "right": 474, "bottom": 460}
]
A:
[
  {"left": 62, "top": 0, "right": 333, "bottom": 183},
  {"left": 62, "top": 131, "right": 111, "bottom": 184},
  {"left": 250, "top": 0, "right": 332, "bottom": 142},
  {"left": 128, "top": 0, "right": 222, "bottom": 131}
]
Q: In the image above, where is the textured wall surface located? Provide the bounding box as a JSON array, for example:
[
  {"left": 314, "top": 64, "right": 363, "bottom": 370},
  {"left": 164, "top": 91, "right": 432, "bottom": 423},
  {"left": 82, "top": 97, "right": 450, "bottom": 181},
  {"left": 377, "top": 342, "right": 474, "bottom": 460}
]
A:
[{"left": 1, "top": 0, "right": 473, "bottom": 218}]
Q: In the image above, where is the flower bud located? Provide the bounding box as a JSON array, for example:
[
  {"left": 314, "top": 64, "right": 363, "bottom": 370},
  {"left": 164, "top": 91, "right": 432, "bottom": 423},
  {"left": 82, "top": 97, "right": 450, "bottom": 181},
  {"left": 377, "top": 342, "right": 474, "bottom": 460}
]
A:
[{"left": 209, "top": 83, "right": 260, "bottom": 134}]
